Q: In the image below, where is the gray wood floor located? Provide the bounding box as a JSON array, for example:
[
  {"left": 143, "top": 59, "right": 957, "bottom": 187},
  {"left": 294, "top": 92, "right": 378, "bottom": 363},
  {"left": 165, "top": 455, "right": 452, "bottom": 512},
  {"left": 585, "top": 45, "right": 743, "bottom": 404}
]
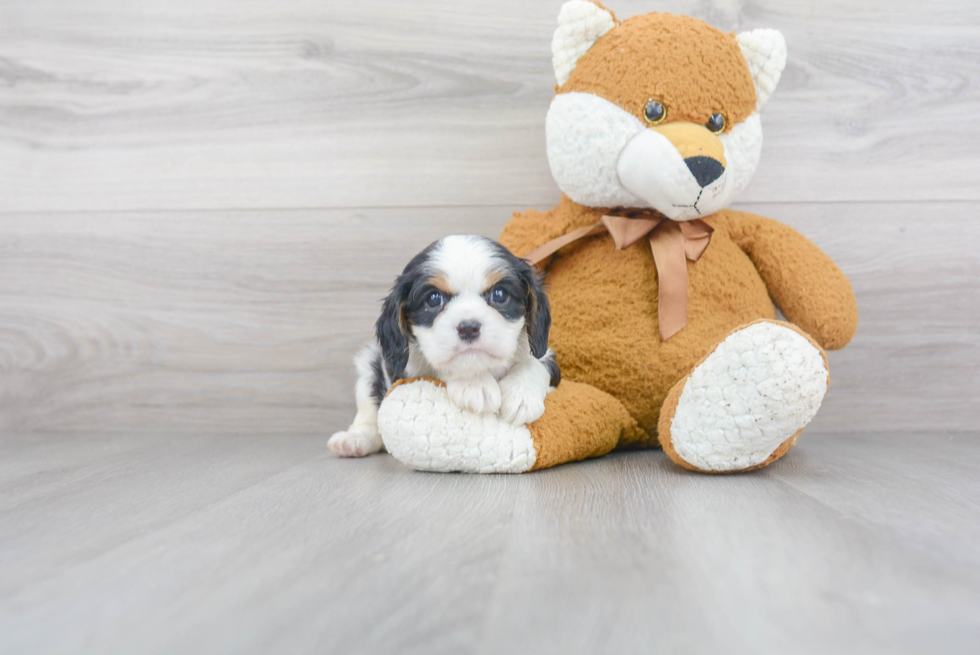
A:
[{"left": 1, "top": 431, "right": 979, "bottom": 654}]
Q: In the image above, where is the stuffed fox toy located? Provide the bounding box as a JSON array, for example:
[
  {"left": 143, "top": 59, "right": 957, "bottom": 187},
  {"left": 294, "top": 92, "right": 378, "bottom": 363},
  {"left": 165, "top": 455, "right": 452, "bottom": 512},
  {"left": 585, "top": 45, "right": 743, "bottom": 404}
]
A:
[{"left": 377, "top": 1, "right": 858, "bottom": 474}]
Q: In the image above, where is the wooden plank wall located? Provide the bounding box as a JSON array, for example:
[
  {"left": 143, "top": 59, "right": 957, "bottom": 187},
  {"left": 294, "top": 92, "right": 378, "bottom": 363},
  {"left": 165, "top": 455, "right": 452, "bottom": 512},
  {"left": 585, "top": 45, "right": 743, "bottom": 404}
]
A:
[{"left": 1, "top": 0, "right": 977, "bottom": 434}]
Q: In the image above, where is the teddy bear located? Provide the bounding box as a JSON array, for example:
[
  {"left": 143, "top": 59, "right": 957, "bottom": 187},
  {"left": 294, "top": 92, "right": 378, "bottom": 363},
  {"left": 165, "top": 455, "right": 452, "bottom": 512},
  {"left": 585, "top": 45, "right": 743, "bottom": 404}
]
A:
[{"left": 376, "top": 1, "right": 858, "bottom": 474}]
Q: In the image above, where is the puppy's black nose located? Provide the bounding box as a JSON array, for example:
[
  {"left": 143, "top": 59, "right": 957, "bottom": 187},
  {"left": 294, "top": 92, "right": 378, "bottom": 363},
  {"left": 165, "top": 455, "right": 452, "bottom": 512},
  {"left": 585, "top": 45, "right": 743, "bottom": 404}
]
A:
[
  {"left": 684, "top": 156, "right": 725, "bottom": 188},
  {"left": 457, "top": 321, "right": 481, "bottom": 341}
]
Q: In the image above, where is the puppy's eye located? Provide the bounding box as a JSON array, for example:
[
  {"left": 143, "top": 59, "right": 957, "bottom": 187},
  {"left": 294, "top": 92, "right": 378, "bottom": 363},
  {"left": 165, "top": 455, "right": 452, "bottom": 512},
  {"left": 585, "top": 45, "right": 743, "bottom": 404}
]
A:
[
  {"left": 705, "top": 113, "right": 726, "bottom": 133},
  {"left": 489, "top": 287, "right": 508, "bottom": 304},
  {"left": 425, "top": 291, "right": 445, "bottom": 309},
  {"left": 644, "top": 99, "right": 667, "bottom": 125}
]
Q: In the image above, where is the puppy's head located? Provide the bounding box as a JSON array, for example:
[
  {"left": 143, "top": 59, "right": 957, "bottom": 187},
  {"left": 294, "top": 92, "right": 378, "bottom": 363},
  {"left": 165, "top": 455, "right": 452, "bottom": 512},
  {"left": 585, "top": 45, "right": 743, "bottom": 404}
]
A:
[{"left": 376, "top": 235, "right": 550, "bottom": 381}]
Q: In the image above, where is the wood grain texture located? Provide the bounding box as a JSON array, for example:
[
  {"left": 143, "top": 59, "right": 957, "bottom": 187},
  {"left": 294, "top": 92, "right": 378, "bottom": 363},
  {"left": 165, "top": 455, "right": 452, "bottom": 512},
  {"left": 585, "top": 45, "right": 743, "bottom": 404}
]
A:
[
  {"left": 0, "top": 0, "right": 978, "bottom": 211},
  {"left": 1, "top": 432, "right": 978, "bottom": 654},
  {"left": 1, "top": 202, "right": 977, "bottom": 435}
]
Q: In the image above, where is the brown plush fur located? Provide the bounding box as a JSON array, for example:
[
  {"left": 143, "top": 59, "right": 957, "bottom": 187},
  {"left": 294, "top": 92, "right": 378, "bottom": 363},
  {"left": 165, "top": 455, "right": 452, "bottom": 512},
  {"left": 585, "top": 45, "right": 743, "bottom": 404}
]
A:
[
  {"left": 560, "top": 12, "right": 757, "bottom": 131},
  {"left": 528, "top": 380, "right": 645, "bottom": 471},
  {"left": 499, "top": 196, "right": 857, "bottom": 444},
  {"left": 388, "top": 376, "right": 446, "bottom": 394}
]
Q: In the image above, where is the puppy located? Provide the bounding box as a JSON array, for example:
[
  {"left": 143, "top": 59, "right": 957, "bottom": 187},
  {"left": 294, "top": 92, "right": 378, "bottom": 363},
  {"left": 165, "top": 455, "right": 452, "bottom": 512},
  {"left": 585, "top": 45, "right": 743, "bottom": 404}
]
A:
[{"left": 328, "top": 234, "right": 561, "bottom": 458}]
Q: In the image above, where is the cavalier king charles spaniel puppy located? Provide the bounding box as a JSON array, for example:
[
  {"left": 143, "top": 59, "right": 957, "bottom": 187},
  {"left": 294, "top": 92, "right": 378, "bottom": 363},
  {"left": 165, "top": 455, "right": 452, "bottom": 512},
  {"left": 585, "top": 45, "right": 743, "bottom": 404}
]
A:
[{"left": 329, "top": 234, "right": 560, "bottom": 457}]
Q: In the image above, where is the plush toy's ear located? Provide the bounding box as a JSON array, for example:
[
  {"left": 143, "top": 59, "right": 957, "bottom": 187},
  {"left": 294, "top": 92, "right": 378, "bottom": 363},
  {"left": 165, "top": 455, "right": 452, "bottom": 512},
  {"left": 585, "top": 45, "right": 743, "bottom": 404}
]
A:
[
  {"left": 736, "top": 29, "right": 788, "bottom": 109},
  {"left": 375, "top": 282, "right": 412, "bottom": 381},
  {"left": 552, "top": 0, "right": 617, "bottom": 86}
]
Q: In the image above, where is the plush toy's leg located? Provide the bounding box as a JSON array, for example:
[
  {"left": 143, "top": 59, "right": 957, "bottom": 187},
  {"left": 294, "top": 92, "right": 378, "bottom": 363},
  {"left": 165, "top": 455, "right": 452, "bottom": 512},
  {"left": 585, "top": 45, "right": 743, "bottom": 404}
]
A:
[
  {"left": 526, "top": 379, "right": 644, "bottom": 471},
  {"left": 658, "top": 319, "right": 829, "bottom": 473},
  {"left": 378, "top": 377, "right": 642, "bottom": 473}
]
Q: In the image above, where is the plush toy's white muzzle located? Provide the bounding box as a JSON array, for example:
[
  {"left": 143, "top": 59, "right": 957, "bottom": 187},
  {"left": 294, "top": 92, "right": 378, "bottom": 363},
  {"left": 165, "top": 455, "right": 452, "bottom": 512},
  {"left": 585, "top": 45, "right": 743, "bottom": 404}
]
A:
[
  {"left": 617, "top": 128, "right": 736, "bottom": 221},
  {"left": 545, "top": 92, "right": 764, "bottom": 216}
]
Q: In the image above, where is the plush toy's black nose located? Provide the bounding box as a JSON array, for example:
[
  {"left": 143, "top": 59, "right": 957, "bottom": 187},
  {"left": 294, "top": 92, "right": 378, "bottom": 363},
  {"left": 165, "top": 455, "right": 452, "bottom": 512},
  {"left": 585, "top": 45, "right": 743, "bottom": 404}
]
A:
[
  {"left": 457, "top": 321, "right": 481, "bottom": 341},
  {"left": 684, "top": 156, "right": 725, "bottom": 188}
]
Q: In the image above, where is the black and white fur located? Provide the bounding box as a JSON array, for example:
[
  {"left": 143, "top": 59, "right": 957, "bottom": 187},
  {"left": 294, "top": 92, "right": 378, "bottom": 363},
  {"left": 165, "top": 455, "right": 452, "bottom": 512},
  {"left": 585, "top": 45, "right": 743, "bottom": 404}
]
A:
[{"left": 328, "top": 235, "right": 560, "bottom": 458}]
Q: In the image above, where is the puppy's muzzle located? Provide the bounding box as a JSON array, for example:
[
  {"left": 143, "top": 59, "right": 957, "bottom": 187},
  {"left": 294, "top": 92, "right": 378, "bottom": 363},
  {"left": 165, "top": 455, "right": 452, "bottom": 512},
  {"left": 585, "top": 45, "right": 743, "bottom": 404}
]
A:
[{"left": 457, "top": 320, "right": 481, "bottom": 342}]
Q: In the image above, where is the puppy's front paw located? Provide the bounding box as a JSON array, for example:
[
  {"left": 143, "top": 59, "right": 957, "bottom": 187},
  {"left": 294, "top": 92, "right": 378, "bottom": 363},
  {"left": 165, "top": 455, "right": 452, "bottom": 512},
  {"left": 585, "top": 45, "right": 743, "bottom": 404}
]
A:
[
  {"left": 498, "top": 376, "right": 547, "bottom": 425},
  {"left": 328, "top": 428, "right": 383, "bottom": 458},
  {"left": 447, "top": 375, "right": 501, "bottom": 414}
]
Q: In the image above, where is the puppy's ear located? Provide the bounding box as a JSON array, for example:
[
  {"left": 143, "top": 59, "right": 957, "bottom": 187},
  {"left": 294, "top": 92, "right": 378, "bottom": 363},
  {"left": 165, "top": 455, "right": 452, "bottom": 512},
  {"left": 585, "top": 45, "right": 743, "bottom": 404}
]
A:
[
  {"left": 375, "top": 282, "right": 411, "bottom": 381},
  {"left": 517, "top": 261, "right": 552, "bottom": 359}
]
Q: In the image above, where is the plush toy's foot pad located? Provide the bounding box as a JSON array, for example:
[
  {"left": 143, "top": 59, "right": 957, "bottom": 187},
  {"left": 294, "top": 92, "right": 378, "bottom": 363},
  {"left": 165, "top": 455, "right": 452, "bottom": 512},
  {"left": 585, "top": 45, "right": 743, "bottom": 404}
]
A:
[
  {"left": 659, "top": 320, "right": 829, "bottom": 473},
  {"left": 377, "top": 378, "right": 642, "bottom": 474},
  {"left": 378, "top": 378, "right": 537, "bottom": 473}
]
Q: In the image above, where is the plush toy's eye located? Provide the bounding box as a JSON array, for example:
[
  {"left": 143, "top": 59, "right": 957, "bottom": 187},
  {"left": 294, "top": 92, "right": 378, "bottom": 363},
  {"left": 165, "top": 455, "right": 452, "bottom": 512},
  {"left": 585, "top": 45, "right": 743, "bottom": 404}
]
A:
[
  {"left": 706, "top": 113, "right": 726, "bottom": 133},
  {"left": 425, "top": 291, "right": 445, "bottom": 309},
  {"left": 643, "top": 99, "right": 667, "bottom": 125},
  {"left": 489, "top": 287, "right": 508, "bottom": 304}
]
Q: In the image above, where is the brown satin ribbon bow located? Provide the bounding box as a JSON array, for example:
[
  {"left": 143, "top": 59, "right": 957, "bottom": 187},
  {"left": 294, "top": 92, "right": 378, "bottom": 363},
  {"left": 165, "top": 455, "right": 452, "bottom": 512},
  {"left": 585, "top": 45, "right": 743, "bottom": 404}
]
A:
[{"left": 522, "top": 214, "right": 713, "bottom": 341}]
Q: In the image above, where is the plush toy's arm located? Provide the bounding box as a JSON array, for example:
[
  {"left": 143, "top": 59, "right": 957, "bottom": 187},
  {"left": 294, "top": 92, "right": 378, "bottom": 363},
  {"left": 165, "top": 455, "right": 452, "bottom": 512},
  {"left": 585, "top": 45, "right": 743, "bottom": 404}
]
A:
[
  {"left": 499, "top": 197, "right": 597, "bottom": 260},
  {"left": 499, "top": 208, "right": 562, "bottom": 259},
  {"left": 716, "top": 210, "right": 858, "bottom": 350}
]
